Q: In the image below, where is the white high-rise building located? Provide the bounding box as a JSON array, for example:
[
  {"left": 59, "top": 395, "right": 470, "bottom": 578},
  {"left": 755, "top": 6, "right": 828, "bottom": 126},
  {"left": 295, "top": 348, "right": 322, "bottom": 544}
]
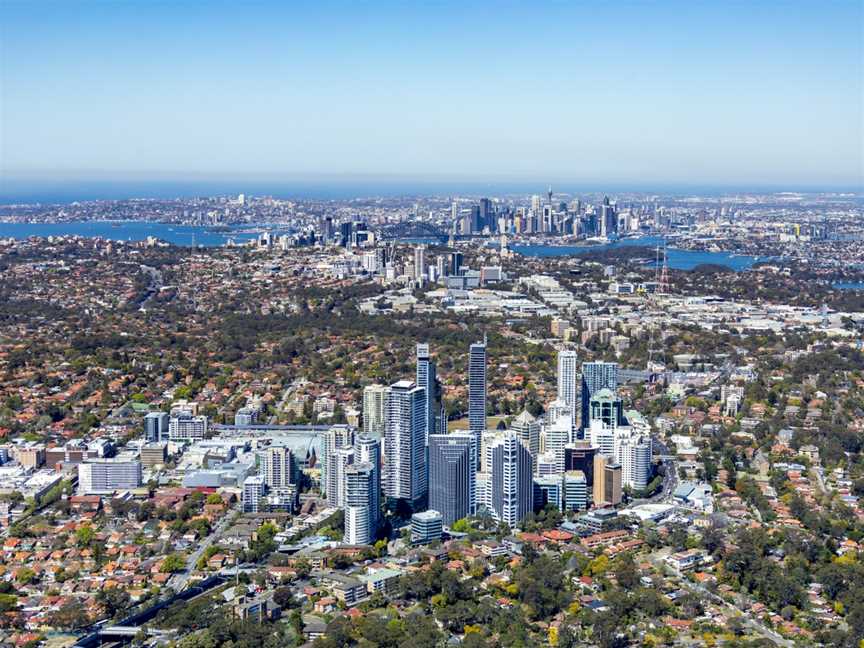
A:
[
  {"left": 384, "top": 380, "right": 427, "bottom": 506},
  {"left": 344, "top": 462, "right": 375, "bottom": 545},
  {"left": 168, "top": 413, "right": 207, "bottom": 441},
  {"left": 588, "top": 419, "right": 615, "bottom": 457},
  {"left": 242, "top": 475, "right": 266, "bottom": 513},
  {"left": 543, "top": 416, "right": 571, "bottom": 475},
  {"left": 355, "top": 435, "right": 381, "bottom": 530},
  {"left": 328, "top": 446, "right": 355, "bottom": 507},
  {"left": 362, "top": 385, "right": 388, "bottom": 438},
  {"left": 557, "top": 350, "right": 579, "bottom": 429},
  {"left": 619, "top": 434, "right": 652, "bottom": 490},
  {"left": 264, "top": 446, "right": 293, "bottom": 488},
  {"left": 78, "top": 459, "right": 142, "bottom": 495},
  {"left": 487, "top": 433, "right": 532, "bottom": 528},
  {"left": 321, "top": 424, "right": 354, "bottom": 495},
  {"left": 510, "top": 410, "right": 540, "bottom": 471},
  {"left": 545, "top": 399, "right": 573, "bottom": 435},
  {"left": 414, "top": 246, "right": 427, "bottom": 285},
  {"left": 535, "top": 451, "right": 559, "bottom": 477}
]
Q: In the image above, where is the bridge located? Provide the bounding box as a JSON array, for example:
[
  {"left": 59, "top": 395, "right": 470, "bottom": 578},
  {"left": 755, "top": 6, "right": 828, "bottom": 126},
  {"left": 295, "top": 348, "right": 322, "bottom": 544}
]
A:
[
  {"left": 98, "top": 626, "right": 168, "bottom": 638},
  {"left": 376, "top": 221, "right": 449, "bottom": 243},
  {"left": 74, "top": 575, "right": 226, "bottom": 647}
]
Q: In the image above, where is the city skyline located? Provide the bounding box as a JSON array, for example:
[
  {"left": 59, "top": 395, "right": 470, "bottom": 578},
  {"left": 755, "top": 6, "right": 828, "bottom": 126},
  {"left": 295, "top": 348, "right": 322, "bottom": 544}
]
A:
[{"left": 2, "top": 1, "right": 862, "bottom": 189}]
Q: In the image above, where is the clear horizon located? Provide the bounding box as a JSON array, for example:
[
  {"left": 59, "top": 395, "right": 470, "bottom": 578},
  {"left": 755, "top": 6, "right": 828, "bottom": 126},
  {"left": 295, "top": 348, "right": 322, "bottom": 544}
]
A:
[{"left": 1, "top": 1, "right": 862, "bottom": 189}]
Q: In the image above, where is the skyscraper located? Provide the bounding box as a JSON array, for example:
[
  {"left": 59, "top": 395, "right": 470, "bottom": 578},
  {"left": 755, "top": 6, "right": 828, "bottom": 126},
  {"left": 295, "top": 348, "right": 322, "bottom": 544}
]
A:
[
  {"left": 362, "top": 385, "right": 388, "bottom": 438},
  {"left": 510, "top": 410, "right": 540, "bottom": 471},
  {"left": 413, "top": 245, "right": 427, "bottom": 284},
  {"left": 593, "top": 454, "right": 622, "bottom": 506},
  {"left": 428, "top": 433, "right": 474, "bottom": 526},
  {"left": 384, "top": 380, "right": 427, "bottom": 507},
  {"left": 328, "top": 446, "right": 355, "bottom": 507},
  {"left": 416, "top": 344, "right": 442, "bottom": 442},
  {"left": 355, "top": 435, "right": 381, "bottom": 530},
  {"left": 581, "top": 361, "right": 619, "bottom": 430},
  {"left": 449, "top": 252, "right": 463, "bottom": 277},
  {"left": 242, "top": 475, "right": 266, "bottom": 513},
  {"left": 344, "top": 462, "right": 375, "bottom": 545},
  {"left": 557, "top": 350, "right": 579, "bottom": 429},
  {"left": 618, "top": 434, "right": 652, "bottom": 490},
  {"left": 489, "top": 433, "right": 532, "bottom": 528},
  {"left": 263, "top": 445, "right": 293, "bottom": 488},
  {"left": 468, "top": 339, "right": 487, "bottom": 455},
  {"left": 321, "top": 424, "right": 354, "bottom": 495}
]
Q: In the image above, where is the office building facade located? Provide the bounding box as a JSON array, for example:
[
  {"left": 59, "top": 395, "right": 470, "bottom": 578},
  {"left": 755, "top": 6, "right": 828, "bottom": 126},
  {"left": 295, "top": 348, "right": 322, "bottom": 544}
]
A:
[
  {"left": 580, "top": 361, "right": 619, "bottom": 430},
  {"left": 144, "top": 412, "right": 169, "bottom": 442},
  {"left": 428, "top": 433, "right": 473, "bottom": 526},
  {"left": 468, "top": 340, "right": 487, "bottom": 450}
]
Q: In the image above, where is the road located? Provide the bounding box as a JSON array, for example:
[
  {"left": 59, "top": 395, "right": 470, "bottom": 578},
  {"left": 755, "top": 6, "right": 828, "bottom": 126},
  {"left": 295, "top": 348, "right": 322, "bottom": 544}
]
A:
[
  {"left": 269, "top": 379, "right": 301, "bottom": 424},
  {"left": 649, "top": 550, "right": 794, "bottom": 648},
  {"left": 168, "top": 508, "right": 236, "bottom": 592}
]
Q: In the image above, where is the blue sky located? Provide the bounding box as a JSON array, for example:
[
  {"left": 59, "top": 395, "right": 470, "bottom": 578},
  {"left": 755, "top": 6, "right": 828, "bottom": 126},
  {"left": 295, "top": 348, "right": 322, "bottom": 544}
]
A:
[{"left": 1, "top": 1, "right": 862, "bottom": 189}]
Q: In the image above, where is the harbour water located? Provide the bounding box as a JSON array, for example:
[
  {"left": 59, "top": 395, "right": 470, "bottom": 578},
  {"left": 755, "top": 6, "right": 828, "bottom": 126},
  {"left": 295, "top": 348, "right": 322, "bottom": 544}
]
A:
[
  {"left": 0, "top": 221, "right": 262, "bottom": 247},
  {"left": 834, "top": 282, "right": 864, "bottom": 291},
  {"left": 513, "top": 236, "right": 762, "bottom": 271},
  {"left": 1, "top": 222, "right": 765, "bottom": 270}
]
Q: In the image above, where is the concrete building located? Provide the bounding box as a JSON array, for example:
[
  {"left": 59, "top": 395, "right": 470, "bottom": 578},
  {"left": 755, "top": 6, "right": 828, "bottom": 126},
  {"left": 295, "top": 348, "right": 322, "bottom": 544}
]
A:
[
  {"left": 362, "top": 385, "right": 388, "bottom": 438},
  {"left": 593, "top": 454, "right": 622, "bottom": 506},
  {"left": 510, "top": 410, "right": 540, "bottom": 471},
  {"left": 264, "top": 445, "right": 293, "bottom": 488},
  {"left": 557, "top": 350, "right": 579, "bottom": 430},
  {"left": 488, "top": 433, "right": 532, "bottom": 528},
  {"left": 411, "top": 510, "right": 443, "bottom": 544},
  {"left": 344, "top": 462, "right": 375, "bottom": 545},
  {"left": 242, "top": 475, "right": 266, "bottom": 513},
  {"left": 321, "top": 424, "right": 354, "bottom": 496},
  {"left": 78, "top": 459, "right": 142, "bottom": 495},
  {"left": 564, "top": 470, "right": 588, "bottom": 511},
  {"left": 140, "top": 442, "right": 168, "bottom": 468},
  {"left": 168, "top": 413, "right": 208, "bottom": 441},
  {"left": 355, "top": 435, "right": 381, "bottom": 530},
  {"left": 384, "top": 380, "right": 427, "bottom": 508}
]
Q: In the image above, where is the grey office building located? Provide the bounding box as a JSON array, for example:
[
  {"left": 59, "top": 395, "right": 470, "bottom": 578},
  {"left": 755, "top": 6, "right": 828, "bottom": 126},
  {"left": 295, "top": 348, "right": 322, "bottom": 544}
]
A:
[
  {"left": 416, "top": 343, "right": 443, "bottom": 441},
  {"left": 144, "top": 412, "right": 168, "bottom": 442},
  {"left": 468, "top": 340, "right": 487, "bottom": 456},
  {"left": 428, "top": 433, "right": 473, "bottom": 526}
]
